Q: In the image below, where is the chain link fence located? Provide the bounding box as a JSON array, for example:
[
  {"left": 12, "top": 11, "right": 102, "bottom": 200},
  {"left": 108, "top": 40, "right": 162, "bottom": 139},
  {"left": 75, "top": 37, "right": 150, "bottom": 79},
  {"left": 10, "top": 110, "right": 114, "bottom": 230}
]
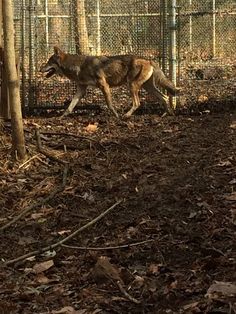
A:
[
  {"left": 178, "top": 0, "right": 236, "bottom": 111},
  {"left": 12, "top": 0, "right": 236, "bottom": 114}
]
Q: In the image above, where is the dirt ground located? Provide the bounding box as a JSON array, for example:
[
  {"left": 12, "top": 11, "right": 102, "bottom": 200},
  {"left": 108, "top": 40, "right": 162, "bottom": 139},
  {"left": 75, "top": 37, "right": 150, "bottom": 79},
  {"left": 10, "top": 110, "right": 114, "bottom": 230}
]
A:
[{"left": 0, "top": 104, "right": 236, "bottom": 313}]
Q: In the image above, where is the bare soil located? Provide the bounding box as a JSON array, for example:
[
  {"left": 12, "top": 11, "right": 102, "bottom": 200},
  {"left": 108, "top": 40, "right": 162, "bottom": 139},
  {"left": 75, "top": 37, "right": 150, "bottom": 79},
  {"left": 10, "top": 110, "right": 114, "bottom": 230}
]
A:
[{"left": 0, "top": 106, "right": 235, "bottom": 313}]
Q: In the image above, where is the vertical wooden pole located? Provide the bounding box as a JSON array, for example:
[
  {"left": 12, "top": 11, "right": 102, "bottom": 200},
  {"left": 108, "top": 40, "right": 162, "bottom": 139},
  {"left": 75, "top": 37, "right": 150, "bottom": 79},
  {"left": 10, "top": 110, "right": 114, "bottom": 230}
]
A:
[
  {"left": 0, "top": 0, "right": 11, "bottom": 120},
  {"left": 2, "top": 0, "right": 26, "bottom": 159},
  {"left": 75, "top": 0, "right": 89, "bottom": 54}
]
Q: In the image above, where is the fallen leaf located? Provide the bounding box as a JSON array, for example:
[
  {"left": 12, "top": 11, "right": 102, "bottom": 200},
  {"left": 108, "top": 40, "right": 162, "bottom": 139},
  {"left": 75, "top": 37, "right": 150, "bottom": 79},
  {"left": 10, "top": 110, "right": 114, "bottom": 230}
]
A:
[
  {"left": 231, "top": 208, "right": 236, "bottom": 225},
  {"left": 230, "top": 122, "right": 236, "bottom": 129},
  {"left": 58, "top": 229, "right": 71, "bottom": 235},
  {"left": 198, "top": 95, "right": 208, "bottom": 102},
  {"left": 35, "top": 273, "right": 50, "bottom": 284},
  {"left": 93, "top": 256, "right": 121, "bottom": 282},
  {"left": 31, "top": 213, "right": 44, "bottom": 219},
  {"left": 131, "top": 275, "right": 145, "bottom": 289},
  {"left": 189, "top": 211, "right": 197, "bottom": 219},
  {"left": 224, "top": 192, "right": 236, "bottom": 201},
  {"left": 52, "top": 306, "right": 81, "bottom": 314},
  {"left": 33, "top": 260, "right": 54, "bottom": 274},
  {"left": 217, "top": 160, "right": 232, "bottom": 167},
  {"left": 18, "top": 236, "right": 36, "bottom": 245},
  {"left": 206, "top": 281, "right": 236, "bottom": 299},
  {"left": 148, "top": 264, "right": 160, "bottom": 275},
  {"left": 84, "top": 123, "right": 98, "bottom": 133},
  {"left": 183, "top": 301, "right": 200, "bottom": 310}
]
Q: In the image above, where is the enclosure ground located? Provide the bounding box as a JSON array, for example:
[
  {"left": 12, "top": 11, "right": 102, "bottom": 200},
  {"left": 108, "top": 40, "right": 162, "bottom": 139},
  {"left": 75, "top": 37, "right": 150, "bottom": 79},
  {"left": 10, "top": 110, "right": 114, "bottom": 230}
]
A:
[{"left": 0, "top": 109, "right": 236, "bottom": 313}]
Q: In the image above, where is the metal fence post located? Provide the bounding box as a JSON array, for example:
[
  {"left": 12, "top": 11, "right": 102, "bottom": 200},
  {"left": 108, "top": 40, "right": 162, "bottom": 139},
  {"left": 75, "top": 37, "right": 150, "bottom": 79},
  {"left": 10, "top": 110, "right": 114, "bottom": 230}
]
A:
[
  {"left": 160, "top": 0, "right": 168, "bottom": 74},
  {"left": 189, "top": 0, "right": 192, "bottom": 50},
  {"left": 21, "top": 0, "right": 26, "bottom": 115},
  {"left": 169, "top": 0, "right": 177, "bottom": 109},
  {"left": 45, "top": 0, "right": 49, "bottom": 52},
  {"left": 96, "top": 0, "right": 101, "bottom": 55},
  {"left": 28, "top": 0, "right": 35, "bottom": 110},
  {"left": 212, "top": 0, "right": 216, "bottom": 57}
]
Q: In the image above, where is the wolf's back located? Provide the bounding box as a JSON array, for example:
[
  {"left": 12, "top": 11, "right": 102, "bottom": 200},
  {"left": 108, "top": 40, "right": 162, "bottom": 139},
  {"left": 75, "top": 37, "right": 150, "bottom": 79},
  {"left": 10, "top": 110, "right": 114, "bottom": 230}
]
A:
[{"left": 151, "top": 61, "right": 180, "bottom": 96}]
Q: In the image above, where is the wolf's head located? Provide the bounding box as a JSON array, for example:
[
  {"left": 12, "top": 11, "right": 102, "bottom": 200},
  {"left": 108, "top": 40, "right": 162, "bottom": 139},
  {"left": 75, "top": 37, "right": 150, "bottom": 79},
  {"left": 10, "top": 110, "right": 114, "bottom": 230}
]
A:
[{"left": 40, "top": 46, "right": 65, "bottom": 78}]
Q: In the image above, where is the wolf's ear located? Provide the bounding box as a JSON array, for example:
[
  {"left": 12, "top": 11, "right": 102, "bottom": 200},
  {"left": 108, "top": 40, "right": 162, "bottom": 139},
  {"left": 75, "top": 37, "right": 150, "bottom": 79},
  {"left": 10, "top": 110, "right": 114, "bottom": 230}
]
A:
[{"left": 54, "top": 46, "right": 63, "bottom": 56}]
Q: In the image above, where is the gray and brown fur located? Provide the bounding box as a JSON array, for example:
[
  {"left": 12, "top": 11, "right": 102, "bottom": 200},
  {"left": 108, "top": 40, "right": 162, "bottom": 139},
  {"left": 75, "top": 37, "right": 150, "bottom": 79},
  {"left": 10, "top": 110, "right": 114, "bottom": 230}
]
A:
[{"left": 40, "top": 47, "right": 180, "bottom": 118}]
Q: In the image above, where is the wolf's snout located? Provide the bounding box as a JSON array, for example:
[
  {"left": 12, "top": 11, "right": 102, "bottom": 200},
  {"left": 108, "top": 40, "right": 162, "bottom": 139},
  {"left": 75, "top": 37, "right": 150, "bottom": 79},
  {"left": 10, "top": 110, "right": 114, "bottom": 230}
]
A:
[{"left": 40, "top": 64, "right": 47, "bottom": 72}]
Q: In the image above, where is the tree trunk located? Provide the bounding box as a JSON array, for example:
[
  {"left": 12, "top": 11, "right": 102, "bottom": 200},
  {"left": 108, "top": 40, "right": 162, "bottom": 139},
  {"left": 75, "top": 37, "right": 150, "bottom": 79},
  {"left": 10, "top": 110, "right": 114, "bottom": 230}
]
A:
[
  {"left": 75, "top": 0, "right": 90, "bottom": 54},
  {"left": 2, "top": 0, "right": 26, "bottom": 160}
]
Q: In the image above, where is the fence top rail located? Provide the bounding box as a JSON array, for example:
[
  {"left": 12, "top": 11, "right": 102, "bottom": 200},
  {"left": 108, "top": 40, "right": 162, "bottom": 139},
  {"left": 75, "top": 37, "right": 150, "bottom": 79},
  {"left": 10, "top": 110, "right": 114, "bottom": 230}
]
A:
[{"left": 14, "top": 9, "right": 236, "bottom": 21}]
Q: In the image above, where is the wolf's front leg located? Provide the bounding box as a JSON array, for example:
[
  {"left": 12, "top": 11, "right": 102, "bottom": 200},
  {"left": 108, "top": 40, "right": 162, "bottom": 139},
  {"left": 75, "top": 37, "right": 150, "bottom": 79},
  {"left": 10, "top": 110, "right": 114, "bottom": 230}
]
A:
[{"left": 61, "top": 85, "right": 87, "bottom": 118}]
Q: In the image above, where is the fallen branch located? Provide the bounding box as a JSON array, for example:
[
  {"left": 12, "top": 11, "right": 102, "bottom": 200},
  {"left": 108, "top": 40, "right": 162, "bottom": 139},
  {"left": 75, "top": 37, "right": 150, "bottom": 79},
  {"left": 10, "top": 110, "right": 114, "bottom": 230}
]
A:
[
  {"left": 4, "top": 199, "right": 122, "bottom": 265},
  {"left": 39, "top": 130, "right": 106, "bottom": 149},
  {"left": 35, "top": 126, "right": 68, "bottom": 165},
  {"left": 18, "top": 154, "right": 40, "bottom": 169},
  {"left": 0, "top": 164, "right": 69, "bottom": 232},
  {"left": 40, "top": 131, "right": 99, "bottom": 143},
  {"left": 61, "top": 239, "right": 154, "bottom": 251},
  {"left": 116, "top": 280, "right": 140, "bottom": 304}
]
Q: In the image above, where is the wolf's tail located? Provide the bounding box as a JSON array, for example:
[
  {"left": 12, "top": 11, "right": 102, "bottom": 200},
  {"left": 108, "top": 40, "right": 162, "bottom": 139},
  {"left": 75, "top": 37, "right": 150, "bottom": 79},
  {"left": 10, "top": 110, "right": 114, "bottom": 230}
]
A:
[{"left": 151, "top": 61, "right": 180, "bottom": 96}]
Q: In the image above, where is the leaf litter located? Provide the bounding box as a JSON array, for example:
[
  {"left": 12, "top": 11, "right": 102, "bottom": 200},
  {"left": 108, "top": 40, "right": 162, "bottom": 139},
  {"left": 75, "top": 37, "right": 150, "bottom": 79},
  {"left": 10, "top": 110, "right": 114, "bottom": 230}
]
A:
[{"left": 0, "top": 109, "right": 235, "bottom": 313}]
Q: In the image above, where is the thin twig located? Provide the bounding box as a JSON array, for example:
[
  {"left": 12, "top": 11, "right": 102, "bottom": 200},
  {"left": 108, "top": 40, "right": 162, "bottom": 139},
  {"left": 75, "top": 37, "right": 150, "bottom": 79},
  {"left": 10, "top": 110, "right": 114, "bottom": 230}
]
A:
[
  {"left": 4, "top": 199, "right": 122, "bottom": 265},
  {"left": 61, "top": 239, "right": 154, "bottom": 251},
  {"left": 0, "top": 164, "right": 69, "bottom": 232},
  {"left": 116, "top": 280, "right": 140, "bottom": 304},
  {"left": 18, "top": 154, "right": 40, "bottom": 169}
]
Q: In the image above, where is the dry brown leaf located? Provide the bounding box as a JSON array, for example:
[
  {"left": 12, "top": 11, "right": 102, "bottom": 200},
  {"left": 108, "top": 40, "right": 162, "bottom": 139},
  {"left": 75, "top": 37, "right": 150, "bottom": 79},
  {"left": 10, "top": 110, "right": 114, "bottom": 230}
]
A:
[
  {"left": 33, "top": 260, "right": 54, "bottom": 274},
  {"left": 35, "top": 273, "right": 50, "bottom": 284},
  {"left": 93, "top": 256, "right": 121, "bottom": 282},
  {"left": 206, "top": 281, "right": 236, "bottom": 299},
  {"left": 131, "top": 275, "right": 145, "bottom": 289},
  {"left": 217, "top": 160, "right": 232, "bottom": 167},
  {"left": 183, "top": 301, "right": 200, "bottom": 310},
  {"left": 31, "top": 213, "right": 45, "bottom": 220},
  {"left": 230, "top": 121, "right": 236, "bottom": 129},
  {"left": 84, "top": 123, "right": 98, "bottom": 133},
  {"left": 57, "top": 229, "right": 71, "bottom": 235},
  {"left": 148, "top": 263, "right": 160, "bottom": 275},
  {"left": 198, "top": 95, "right": 208, "bottom": 102},
  {"left": 224, "top": 192, "right": 236, "bottom": 201},
  {"left": 52, "top": 306, "right": 82, "bottom": 314}
]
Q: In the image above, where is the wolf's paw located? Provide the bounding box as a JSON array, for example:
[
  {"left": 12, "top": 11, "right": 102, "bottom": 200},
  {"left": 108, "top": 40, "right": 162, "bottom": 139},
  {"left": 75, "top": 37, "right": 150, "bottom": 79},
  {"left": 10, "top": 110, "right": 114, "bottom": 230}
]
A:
[
  {"left": 123, "top": 113, "right": 132, "bottom": 120},
  {"left": 59, "top": 111, "right": 70, "bottom": 119},
  {"left": 166, "top": 109, "right": 175, "bottom": 116}
]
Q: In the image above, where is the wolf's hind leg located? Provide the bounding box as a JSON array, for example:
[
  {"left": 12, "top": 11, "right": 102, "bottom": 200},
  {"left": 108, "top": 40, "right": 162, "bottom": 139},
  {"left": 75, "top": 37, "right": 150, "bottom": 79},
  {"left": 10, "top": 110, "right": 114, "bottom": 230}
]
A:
[
  {"left": 61, "top": 85, "right": 87, "bottom": 118},
  {"left": 125, "top": 63, "right": 153, "bottom": 118},
  {"left": 98, "top": 77, "right": 119, "bottom": 118}
]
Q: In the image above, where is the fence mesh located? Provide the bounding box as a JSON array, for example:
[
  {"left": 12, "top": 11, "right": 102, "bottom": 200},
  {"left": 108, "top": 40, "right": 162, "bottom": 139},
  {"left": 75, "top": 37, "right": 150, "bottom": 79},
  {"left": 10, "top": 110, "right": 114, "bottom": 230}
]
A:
[
  {"left": 178, "top": 0, "right": 236, "bottom": 111},
  {"left": 12, "top": 0, "right": 236, "bottom": 114}
]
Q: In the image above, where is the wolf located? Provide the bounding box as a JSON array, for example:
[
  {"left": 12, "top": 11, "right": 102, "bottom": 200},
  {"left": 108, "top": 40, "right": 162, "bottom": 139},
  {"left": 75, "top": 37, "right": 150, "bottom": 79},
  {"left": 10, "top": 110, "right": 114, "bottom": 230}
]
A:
[{"left": 40, "top": 47, "right": 180, "bottom": 118}]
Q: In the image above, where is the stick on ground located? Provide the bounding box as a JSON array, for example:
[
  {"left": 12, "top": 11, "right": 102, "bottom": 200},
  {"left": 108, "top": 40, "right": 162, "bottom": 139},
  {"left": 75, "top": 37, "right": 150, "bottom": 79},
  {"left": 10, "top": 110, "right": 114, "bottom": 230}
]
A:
[
  {"left": 4, "top": 199, "right": 122, "bottom": 265},
  {"left": 61, "top": 239, "right": 154, "bottom": 251}
]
